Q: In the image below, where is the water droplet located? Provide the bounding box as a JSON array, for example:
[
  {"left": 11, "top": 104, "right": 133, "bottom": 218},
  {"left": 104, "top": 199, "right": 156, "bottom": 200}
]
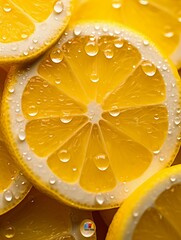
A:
[
  {"left": 94, "top": 154, "right": 109, "bottom": 171},
  {"left": 49, "top": 176, "right": 56, "bottom": 185},
  {"left": 55, "top": 79, "right": 61, "bottom": 84},
  {"left": 28, "top": 105, "right": 38, "bottom": 117},
  {"left": 143, "top": 40, "right": 149, "bottom": 46},
  {"left": 154, "top": 114, "right": 159, "bottom": 120},
  {"left": 133, "top": 212, "right": 139, "bottom": 218},
  {"left": 153, "top": 150, "right": 160, "bottom": 155},
  {"left": 58, "top": 149, "right": 70, "bottom": 163},
  {"left": 54, "top": 0, "right": 63, "bottom": 13},
  {"left": 112, "top": 0, "right": 122, "bottom": 9},
  {"left": 164, "top": 31, "right": 174, "bottom": 38},
  {"left": 170, "top": 177, "right": 176, "bottom": 183},
  {"left": 159, "top": 157, "right": 165, "bottom": 162},
  {"left": 74, "top": 26, "right": 82, "bottom": 36},
  {"left": 50, "top": 48, "right": 63, "bottom": 63},
  {"left": 80, "top": 219, "right": 96, "bottom": 238},
  {"left": 21, "top": 33, "right": 28, "bottom": 39},
  {"left": 3, "top": 4, "right": 12, "bottom": 13},
  {"left": 18, "top": 129, "right": 26, "bottom": 141},
  {"left": 60, "top": 116, "right": 72, "bottom": 124},
  {"left": 96, "top": 193, "right": 105, "bottom": 205},
  {"left": 177, "top": 136, "right": 181, "bottom": 141},
  {"left": 85, "top": 42, "right": 99, "bottom": 56},
  {"left": 90, "top": 72, "right": 99, "bottom": 83},
  {"left": 175, "top": 117, "right": 180, "bottom": 126},
  {"left": 27, "top": 156, "right": 32, "bottom": 161},
  {"left": 8, "top": 86, "right": 15, "bottom": 93},
  {"left": 168, "top": 129, "right": 172, "bottom": 135},
  {"left": 59, "top": 234, "right": 75, "bottom": 240},
  {"left": 139, "top": 0, "right": 149, "bottom": 5},
  {"left": 4, "top": 225, "right": 15, "bottom": 239},
  {"left": 114, "top": 38, "right": 124, "bottom": 48},
  {"left": 104, "top": 49, "right": 114, "bottom": 59},
  {"left": 141, "top": 60, "right": 156, "bottom": 76},
  {"left": 33, "top": 39, "right": 38, "bottom": 44},
  {"left": 23, "top": 51, "right": 29, "bottom": 56},
  {"left": 109, "top": 109, "right": 121, "bottom": 117},
  {"left": 4, "top": 190, "right": 13, "bottom": 202},
  {"left": 162, "top": 65, "right": 168, "bottom": 71}
]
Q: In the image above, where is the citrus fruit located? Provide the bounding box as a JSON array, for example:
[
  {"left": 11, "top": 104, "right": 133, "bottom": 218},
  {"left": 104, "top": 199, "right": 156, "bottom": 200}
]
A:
[
  {"left": 72, "top": 0, "right": 181, "bottom": 68},
  {"left": 106, "top": 164, "right": 181, "bottom": 240},
  {"left": 2, "top": 23, "right": 181, "bottom": 210},
  {"left": 0, "top": 187, "right": 97, "bottom": 240},
  {"left": 0, "top": 0, "right": 72, "bottom": 64},
  {"left": 0, "top": 67, "right": 31, "bottom": 215}
]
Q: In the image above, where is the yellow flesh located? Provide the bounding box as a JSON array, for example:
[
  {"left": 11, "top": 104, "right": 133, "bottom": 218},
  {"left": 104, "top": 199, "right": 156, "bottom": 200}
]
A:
[
  {"left": 0, "top": 69, "right": 18, "bottom": 191},
  {"left": 22, "top": 35, "right": 168, "bottom": 192},
  {"left": 72, "top": 0, "right": 181, "bottom": 60},
  {"left": 0, "top": 188, "right": 73, "bottom": 240},
  {"left": 0, "top": 0, "right": 57, "bottom": 43},
  {"left": 133, "top": 184, "right": 181, "bottom": 239}
]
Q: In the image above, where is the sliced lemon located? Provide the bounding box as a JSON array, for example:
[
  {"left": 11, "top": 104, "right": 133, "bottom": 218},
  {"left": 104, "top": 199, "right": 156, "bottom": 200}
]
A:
[
  {"left": 0, "top": 67, "right": 31, "bottom": 215},
  {"left": 2, "top": 23, "right": 181, "bottom": 210},
  {"left": 72, "top": 0, "right": 181, "bottom": 68},
  {"left": 0, "top": 0, "right": 72, "bottom": 64},
  {"left": 0, "top": 187, "right": 96, "bottom": 239},
  {"left": 106, "top": 164, "right": 181, "bottom": 240}
]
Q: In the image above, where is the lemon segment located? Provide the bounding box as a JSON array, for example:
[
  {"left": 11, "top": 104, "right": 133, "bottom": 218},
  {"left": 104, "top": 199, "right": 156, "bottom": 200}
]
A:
[
  {"left": 0, "top": 188, "right": 97, "bottom": 240},
  {"left": 106, "top": 165, "right": 181, "bottom": 240},
  {"left": 2, "top": 23, "right": 181, "bottom": 209}
]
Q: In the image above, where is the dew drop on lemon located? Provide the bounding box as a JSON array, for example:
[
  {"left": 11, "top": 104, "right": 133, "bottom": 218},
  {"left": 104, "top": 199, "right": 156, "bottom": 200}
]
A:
[
  {"left": 94, "top": 153, "right": 109, "bottom": 171},
  {"left": 58, "top": 149, "right": 70, "bottom": 163},
  {"left": 4, "top": 225, "right": 15, "bottom": 239},
  {"left": 141, "top": 60, "right": 156, "bottom": 76},
  {"left": 3, "top": 190, "right": 13, "bottom": 202},
  {"left": 50, "top": 48, "right": 64, "bottom": 63},
  {"left": 85, "top": 42, "right": 99, "bottom": 56},
  {"left": 54, "top": 0, "right": 64, "bottom": 13}
]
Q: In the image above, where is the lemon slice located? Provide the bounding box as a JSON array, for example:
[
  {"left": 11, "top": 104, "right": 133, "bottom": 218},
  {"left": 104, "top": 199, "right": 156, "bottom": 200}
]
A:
[
  {"left": 72, "top": 0, "right": 181, "bottom": 68},
  {"left": 0, "top": 188, "right": 96, "bottom": 239},
  {"left": 0, "top": 0, "right": 72, "bottom": 64},
  {"left": 0, "top": 67, "right": 31, "bottom": 215},
  {"left": 2, "top": 23, "right": 181, "bottom": 210},
  {"left": 106, "top": 164, "right": 181, "bottom": 240}
]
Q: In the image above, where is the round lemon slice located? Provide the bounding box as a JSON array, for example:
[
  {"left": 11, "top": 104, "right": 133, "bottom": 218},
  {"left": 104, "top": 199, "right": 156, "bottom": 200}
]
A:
[
  {"left": 2, "top": 23, "right": 181, "bottom": 210},
  {"left": 0, "top": 67, "right": 31, "bottom": 215},
  {"left": 0, "top": 0, "right": 72, "bottom": 64},
  {"left": 72, "top": 0, "right": 181, "bottom": 68},
  {"left": 0, "top": 188, "right": 97, "bottom": 240},
  {"left": 106, "top": 164, "right": 181, "bottom": 240}
]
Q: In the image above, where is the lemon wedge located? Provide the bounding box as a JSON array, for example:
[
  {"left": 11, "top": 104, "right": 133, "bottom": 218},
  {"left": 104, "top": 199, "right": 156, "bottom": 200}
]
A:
[
  {"left": 2, "top": 23, "right": 181, "bottom": 210},
  {"left": 106, "top": 164, "right": 181, "bottom": 240},
  {"left": 0, "top": 0, "right": 72, "bottom": 63},
  {"left": 0, "top": 67, "right": 31, "bottom": 215}
]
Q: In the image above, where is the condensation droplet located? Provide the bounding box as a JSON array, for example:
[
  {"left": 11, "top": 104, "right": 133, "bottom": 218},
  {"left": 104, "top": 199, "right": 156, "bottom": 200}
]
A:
[
  {"left": 159, "top": 157, "right": 165, "bottom": 162},
  {"left": 164, "top": 31, "right": 174, "bottom": 38},
  {"left": 60, "top": 116, "right": 72, "bottom": 124},
  {"left": 143, "top": 40, "right": 149, "bottom": 46},
  {"left": 80, "top": 219, "right": 96, "bottom": 238},
  {"left": 18, "top": 129, "right": 26, "bottom": 141},
  {"left": 114, "top": 38, "right": 124, "bottom": 48},
  {"left": 90, "top": 72, "right": 99, "bottom": 83},
  {"left": 49, "top": 176, "right": 56, "bottom": 185},
  {"left": 109, "top": 109, "right": 120, "bottom": 117},
  {"left": 141, "top": 60, "right": 156, "bottom": 76},
  {"left": 112, "top": 0, "right": 122, "bottom": 9},
  {"left": 54, "top": 0, "right": 64, "bottom": 13},
  {"left": 28, "top": 105, "right": 38, "bottom": 117},
  {"left": 21, "top": 33, "right": 28, "bottom": 39},
  {"left": 104, "top": 49, "right": 114, "bottom": 59},
  {"left": 8, "top": 86, "right": 15, "bottom": 93},
  {"left": 133, "top": 212, "right": 139, "bottom": 218},
  {"left": 50, "top": 48, "right": 64, "bottom": 63},
  {"left": 74, "top": 26, "right": 82, "bottom": 36},
  {"left": 175, "top": 117, "right": 180, "bottom": 125},
  {"left": 3, "top": 4, "right": 12, "bottom": 13},
  {"left": 4, "top": 190, "right": 13, "bottom": 202},
  {"left": 94, "top": 154, "right": 109, "bottom": 171},
  {"left": 95, "top": 193, "right": 105, "bottom": 205},
  {"left": 4, "top": 225, "right": 15, "bottom": 239},
  {"left": 85, "top": 42, "right": 99, "bottom": 56},
  {"left": 139, "top": 0, "right": 149, "bottom": 5},
  {"left": 58, "top": 149, "right": 70, "bottom": 163},
  {"left": 154, "top": 114, "right": 159, "bottom": 120},
  {"left": 170, "top": 177, "right": 176, "bottom": 183},
  {"left": 153, "top": 150, "right": 160, "bottom": 155}
]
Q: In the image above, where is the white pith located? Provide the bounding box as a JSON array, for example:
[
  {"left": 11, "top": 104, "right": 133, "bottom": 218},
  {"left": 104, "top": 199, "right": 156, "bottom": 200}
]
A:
[
  {"left": 6, "top": 23, "right": 181, "bottom": 209},
  {"left": 0, "top": 0, "right": 71, "bottom": 60}
]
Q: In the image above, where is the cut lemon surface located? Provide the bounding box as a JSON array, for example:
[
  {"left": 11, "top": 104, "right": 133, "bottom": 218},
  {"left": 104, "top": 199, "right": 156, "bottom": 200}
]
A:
[
  {"left": 106, "top": 164, "right": 181, "bottom": 240},
  {"left": 0, "top": 187, "right": 96, "bottom": 239},
  {"left": 2, "top": 23, "right": 181, "bottom": 210},
  {"left": 0, "top": 0, "right": 72, "bottom": 63},
  {"left": 0, "top": 67, "right": 31, "bottom": 215},
  {"left": 72, "top": 0, "right": 181, "bottom": 68}
]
